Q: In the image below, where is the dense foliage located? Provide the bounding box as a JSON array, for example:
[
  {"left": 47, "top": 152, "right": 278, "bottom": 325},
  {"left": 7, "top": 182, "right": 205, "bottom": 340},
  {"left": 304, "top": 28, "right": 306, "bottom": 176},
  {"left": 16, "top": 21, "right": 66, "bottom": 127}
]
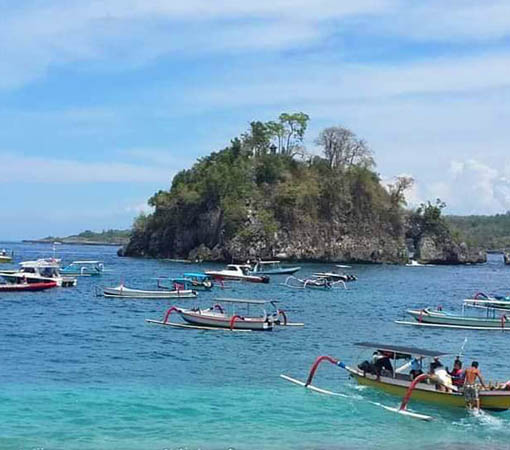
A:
[
  {"left": 127, "top": 113, "right": 409, "bottom": 261},
  {"left": 446, "top": 213, "right": 510, "bottom": 250}
]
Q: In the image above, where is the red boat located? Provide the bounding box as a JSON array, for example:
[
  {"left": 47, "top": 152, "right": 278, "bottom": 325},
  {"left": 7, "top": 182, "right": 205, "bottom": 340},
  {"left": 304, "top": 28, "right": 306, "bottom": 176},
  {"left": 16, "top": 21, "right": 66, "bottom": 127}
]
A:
[{"left": 0, "top": 281, "right": 57, "bottom": 292}]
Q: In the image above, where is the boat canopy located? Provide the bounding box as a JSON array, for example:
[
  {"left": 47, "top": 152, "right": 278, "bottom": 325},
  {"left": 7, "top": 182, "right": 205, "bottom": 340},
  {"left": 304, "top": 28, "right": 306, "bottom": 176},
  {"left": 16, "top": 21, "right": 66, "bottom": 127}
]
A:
[
  {"left": 183, "top": 272, "right": 210, "bottom": 279},
  {"left": 256, "top": 260, "right": 281, "bottom": 265},
  {"left": 214, "top": 297, "right": 276, "bottom": 305},
  {"left": 354, "top": 342, "right": 450, "bottom": 358}
]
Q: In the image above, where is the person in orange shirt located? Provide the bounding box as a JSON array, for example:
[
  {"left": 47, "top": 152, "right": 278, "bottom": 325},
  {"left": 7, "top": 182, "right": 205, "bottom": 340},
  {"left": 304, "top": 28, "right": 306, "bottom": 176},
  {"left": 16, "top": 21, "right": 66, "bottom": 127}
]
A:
[{"left": 464, "top": 361, "right": 487, "bottom": 410}]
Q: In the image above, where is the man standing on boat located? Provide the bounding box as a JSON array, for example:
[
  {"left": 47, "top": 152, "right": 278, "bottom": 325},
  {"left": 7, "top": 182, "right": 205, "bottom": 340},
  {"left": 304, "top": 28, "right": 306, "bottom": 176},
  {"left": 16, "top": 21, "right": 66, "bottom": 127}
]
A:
[{"left": 464, "top": 361, "right": 487, "bottom": 411}]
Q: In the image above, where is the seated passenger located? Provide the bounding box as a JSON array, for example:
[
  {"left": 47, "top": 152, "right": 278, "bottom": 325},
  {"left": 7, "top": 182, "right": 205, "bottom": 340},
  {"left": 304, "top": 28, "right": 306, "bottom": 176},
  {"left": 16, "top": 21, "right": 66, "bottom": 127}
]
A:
[
  {"left": 373, "top": 351, "right": 393, "bottom": 378},
  {"left": 449, "top": 359, "right": 464, "bottom": 387}
]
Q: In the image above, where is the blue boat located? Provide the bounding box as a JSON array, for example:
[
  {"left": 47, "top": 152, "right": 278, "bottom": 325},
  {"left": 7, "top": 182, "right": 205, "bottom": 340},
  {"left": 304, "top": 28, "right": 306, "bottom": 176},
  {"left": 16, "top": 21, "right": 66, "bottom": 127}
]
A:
[{"left": 159, "top": 273, "right": 213, "bottom": 291}]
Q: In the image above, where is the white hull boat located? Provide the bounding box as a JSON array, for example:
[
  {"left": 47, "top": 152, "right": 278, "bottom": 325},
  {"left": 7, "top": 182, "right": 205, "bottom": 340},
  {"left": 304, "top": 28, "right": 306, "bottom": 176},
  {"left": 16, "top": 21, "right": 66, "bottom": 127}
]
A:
[{"left": 103, "top": 284, "right": 197, "bottom": 299}]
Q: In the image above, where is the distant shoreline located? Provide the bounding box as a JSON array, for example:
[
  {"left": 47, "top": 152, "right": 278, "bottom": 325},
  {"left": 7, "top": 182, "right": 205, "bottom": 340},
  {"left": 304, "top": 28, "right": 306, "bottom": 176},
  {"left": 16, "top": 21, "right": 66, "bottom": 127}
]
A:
[{"left": 22, "top": 239, "right": 123, "bottom": 247}]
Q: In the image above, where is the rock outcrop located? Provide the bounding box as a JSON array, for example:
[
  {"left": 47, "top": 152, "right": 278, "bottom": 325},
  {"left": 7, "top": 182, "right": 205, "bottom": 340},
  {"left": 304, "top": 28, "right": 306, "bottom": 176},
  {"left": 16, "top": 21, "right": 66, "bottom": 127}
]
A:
[{"left": 415, "top": 234, "right": 486, "bottom": 265}]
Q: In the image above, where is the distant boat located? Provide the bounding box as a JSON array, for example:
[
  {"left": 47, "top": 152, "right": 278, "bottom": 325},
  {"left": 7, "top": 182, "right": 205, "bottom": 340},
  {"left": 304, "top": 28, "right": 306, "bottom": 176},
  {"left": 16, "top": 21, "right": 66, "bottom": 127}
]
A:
[
  {"left": 60, "top": 260, "right": 104, "bottom": 276},
  {"left": 0, "top": 249, "right": 13, "bottom": 263},
  {"left": 249, "top": 260, "right": 301, "bottom": 275},
  {"left": 282, "top": 275, "right": 346, "bottom": 290},
  {"left": 335, "top": 264, "right": 352, "bottom": 269},
  {"left": 405, "top": 260, "right": 434, "bottom": 267}
]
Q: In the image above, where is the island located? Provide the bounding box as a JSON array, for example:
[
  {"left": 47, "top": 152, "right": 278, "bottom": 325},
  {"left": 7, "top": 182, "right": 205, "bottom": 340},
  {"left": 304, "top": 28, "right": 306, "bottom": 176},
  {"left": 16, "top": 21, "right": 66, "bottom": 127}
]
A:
[
  {"left": 24, "top": 229, "right": 130, "bottom": 246},
  {"left": 120, "top": 112, "right": 485, "bottom": 265}
]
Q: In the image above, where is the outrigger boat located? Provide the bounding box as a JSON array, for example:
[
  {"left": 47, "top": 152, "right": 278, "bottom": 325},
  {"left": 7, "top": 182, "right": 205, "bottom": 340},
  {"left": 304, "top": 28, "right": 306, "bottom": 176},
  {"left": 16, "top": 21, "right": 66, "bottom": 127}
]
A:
[
  {"left": 0, "top": 281, "right": 57, "bottom": 292},
  {"left": 60, "top": 261, "right": 104, "bottom": 276},
  {"left": 0, "top": 249, "right": 13, "bottom": 263},
  {"left": 281, "top": 342, "right": 510, "bottom": 421},
  {"left": 249, "top": 260, "right": 301, "bottom": 275},
  {"left": 146, "top": 297, "right": 303, "bottom": 331},
  {"left": 396, "top": 307, "right": 510, "bottom": 330},
  {"left": 205, "top": 265, "right": 269, "bottom": 284},
  {"left": 282, "top": 275, "right": 346, "bottom": 290},
  {"left": 464, "top": 292, "right": 510, "bottom": 312},
  {"left": 158, "top": 276, "right": 213, "bottom": 292},
  {"left": 313, "top": 272, "right": 356, "bottom": 282},
  {"left": 0, "top": 259, "right": 76, "bottom": 287},
  {"left": 102, "top": 284, "right": 197, "bottom": 299},
  {"left": 182, "top": 273, "right": 214, "bottom": 290}
]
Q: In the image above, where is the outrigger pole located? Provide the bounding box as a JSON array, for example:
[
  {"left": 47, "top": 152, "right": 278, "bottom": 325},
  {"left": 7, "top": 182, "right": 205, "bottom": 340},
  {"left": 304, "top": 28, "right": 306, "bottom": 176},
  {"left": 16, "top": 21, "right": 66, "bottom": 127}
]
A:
[{"left": 281, "top": 355, "right": 434, "bottom": 421}]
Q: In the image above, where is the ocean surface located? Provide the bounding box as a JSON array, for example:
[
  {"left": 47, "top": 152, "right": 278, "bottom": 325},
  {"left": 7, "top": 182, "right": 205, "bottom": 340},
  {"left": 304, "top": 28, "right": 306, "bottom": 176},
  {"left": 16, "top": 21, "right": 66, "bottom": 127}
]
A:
[{"left": 2, "top": 242, "right": 510, "bottom": 450}]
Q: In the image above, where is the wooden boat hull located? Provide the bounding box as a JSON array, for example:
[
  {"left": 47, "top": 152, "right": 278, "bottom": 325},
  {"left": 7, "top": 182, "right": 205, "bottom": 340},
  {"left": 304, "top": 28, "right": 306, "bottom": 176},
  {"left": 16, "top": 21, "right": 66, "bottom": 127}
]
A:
[
  {"left": 0, "top": 281, "right": 57, "bottom": 292},
  {"left": 103, "top": 286, "right": 197, "bottom": 299},
  {"left": 407, "top": 309, "right": 510, "bottom": 329},
  {"left": 0, "top": 256, "right": 12, "bottom": 263},
  {"left": 349, "top": 370, "right": 510, "bottom": 411},
  {"left": 179, "top": 310, "right": 274, "bottom": 330}
]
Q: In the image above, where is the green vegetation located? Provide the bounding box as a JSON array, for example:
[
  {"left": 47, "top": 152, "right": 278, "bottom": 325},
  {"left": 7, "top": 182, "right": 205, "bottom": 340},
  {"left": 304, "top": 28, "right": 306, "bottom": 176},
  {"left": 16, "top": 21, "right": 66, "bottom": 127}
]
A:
[
  {"left": 446, "top": 213, "right": 510, "bottom": 250},
  {"left": 126, "top": 112, "right": 412, "bottom": 261},
  {"left": 41, "top": 229, "right": 130, "bottom": 244}
]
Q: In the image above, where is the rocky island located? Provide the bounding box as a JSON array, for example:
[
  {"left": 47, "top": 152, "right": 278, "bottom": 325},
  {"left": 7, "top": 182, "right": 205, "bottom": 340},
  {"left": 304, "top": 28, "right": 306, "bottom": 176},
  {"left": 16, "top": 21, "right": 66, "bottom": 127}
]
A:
[{"left": 121, "top": 113, "right": 485, "bottom": 265}]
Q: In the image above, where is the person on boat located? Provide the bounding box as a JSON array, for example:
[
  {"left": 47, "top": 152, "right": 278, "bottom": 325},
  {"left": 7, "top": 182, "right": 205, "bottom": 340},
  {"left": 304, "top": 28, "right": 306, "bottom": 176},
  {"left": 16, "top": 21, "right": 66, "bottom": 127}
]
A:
[
  {"left": 464, "top": 361, "right": 487, "bottom": 410},
  {"left": 410, "top": 357, "right": 424, "bottom": 379},
  {"left": 429, "top": 357, "right": 453, "bottom": 392},
  {"left": 449, "top": 359, "right": 464, "bottom": 387},
  {"left": 372, "top": 351, "right": 393, "bottom": 379}
]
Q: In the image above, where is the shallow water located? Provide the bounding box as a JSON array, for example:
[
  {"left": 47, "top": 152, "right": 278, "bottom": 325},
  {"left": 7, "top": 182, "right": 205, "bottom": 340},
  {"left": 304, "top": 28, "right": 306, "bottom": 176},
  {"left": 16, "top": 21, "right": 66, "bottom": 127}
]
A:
[{"left": 1, "top": 243, "right": 510, "bottom": 449}]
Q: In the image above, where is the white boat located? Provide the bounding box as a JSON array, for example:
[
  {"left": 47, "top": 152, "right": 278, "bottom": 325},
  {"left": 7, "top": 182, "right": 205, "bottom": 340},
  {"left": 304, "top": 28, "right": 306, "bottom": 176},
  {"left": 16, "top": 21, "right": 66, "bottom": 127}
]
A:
[
  {"left": 405, "top": 259, "right": 434, "bottom": 267},
  {"left": 146, "top": 298, "right": 303, "bottom": 331},
  {"left": 205, "top": 264, "right": 270, "bottom": 283},
  {"left": 0, "top": 249, "right": 13, "bottom": 263},
  {"left": 0, "top": 259, "right": 76, "bottom": 287},
  {"left": 249, "top": 260, "right": 301, "bottom": 275},
  {"left": 102, "top": 284, "right": 197, "bottom": 299}
]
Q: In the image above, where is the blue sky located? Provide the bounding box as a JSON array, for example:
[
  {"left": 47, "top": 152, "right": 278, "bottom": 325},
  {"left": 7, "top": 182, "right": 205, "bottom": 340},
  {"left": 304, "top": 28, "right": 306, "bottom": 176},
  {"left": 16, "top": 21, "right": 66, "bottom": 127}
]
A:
[{"left": 2, "top": 1, "right": 510, "bottom": 239}]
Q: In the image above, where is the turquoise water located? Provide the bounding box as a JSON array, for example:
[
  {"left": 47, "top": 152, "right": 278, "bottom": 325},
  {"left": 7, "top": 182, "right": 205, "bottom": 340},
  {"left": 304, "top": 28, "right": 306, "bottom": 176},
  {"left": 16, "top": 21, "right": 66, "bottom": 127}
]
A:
[{"left": 2, "top": 243, "right": 510, "bottom": 449}]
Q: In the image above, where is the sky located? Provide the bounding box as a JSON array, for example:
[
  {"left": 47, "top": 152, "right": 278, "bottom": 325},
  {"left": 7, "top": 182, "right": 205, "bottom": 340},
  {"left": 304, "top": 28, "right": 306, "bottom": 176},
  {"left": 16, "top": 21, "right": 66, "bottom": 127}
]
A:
[{"left": 1, "top": 0, "right": 510, "bottom": 239}]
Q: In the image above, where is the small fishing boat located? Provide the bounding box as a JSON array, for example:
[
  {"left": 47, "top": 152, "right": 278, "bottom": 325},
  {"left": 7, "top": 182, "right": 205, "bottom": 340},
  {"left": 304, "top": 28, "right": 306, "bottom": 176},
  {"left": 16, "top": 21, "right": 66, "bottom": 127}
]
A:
[
  {"left": 146, "top": 297, "right": 303, "bottom": 331},
  {"left": 249, "top": 260, "right": 301, "bottom": 275},
  {"left": 0, "top": 249, "right": 13, "bottom": 263},
  {"left": 335, "top": 264, "right": 352, "bottom": 269},
  {"left": 205, "top": 265, "right": 269, "bottom": 283},
  {"left": 396, "top": 307, "right": 510, "bottom": 330},
  {"left": 182, "top": 272, "right": 214, "bottom": 290},
  {"left": 313, "top": 272, "right": 356, "bottom": 282},
  {"left": 0, "top": 259, "right": 76, "bottom": 287},
  {"left": 102, "top": 284, "right": 197, "bottom": 299},
  {"left": 0, "top": 281, "right": 57, "bottom": 292},
  {"left": 282, "top": 275, "right": 346, "bottom": 290},
  {"left": 60, "top": 260, "right": 104, "bottom": 276},
  {"left": 281, "top": 342, "right": 510, "bottom": 420}
]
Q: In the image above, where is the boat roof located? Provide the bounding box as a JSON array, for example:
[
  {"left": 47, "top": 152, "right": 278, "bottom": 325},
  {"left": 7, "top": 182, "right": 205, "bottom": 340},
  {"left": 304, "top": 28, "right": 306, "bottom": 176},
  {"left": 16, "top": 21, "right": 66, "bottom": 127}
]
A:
[
  {"left": 354, "top": 342, "right": 449, "bottom": 358},
  {"left": 183, "top": 272, "right": 209, "bottom": 277},
  {"left": 20, "top": 259, "right": 60, "bottom": 267},
  {"left": 214, "top": 297, "right": 276, "bottom": 305},
  {"left": 255, "top": 260, "right": 281, "bottom": 264}
]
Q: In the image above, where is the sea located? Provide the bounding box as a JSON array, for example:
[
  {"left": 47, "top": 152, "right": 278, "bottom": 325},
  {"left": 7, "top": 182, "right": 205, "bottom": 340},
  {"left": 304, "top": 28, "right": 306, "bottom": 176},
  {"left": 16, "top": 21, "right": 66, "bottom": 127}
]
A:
[{"left": 2, "top": 242, "right": 510, "bottom": 450}]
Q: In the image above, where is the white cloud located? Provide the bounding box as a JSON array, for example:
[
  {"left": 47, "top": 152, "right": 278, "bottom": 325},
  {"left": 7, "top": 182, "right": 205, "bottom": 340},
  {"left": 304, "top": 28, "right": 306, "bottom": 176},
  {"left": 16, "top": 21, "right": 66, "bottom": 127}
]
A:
[
  {"left": 0, "top": 152, "right": 173, "bottom": 183},
  {"left": 411, "top": 159, "right": 510, "bottom": 215}
]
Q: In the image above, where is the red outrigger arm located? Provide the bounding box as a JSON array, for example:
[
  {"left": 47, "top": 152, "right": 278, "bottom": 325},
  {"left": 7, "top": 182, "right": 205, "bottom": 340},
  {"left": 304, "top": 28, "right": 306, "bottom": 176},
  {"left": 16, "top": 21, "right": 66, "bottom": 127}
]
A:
[{"left": 305, "top": 355, "right": 346, "bottom": 386}]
